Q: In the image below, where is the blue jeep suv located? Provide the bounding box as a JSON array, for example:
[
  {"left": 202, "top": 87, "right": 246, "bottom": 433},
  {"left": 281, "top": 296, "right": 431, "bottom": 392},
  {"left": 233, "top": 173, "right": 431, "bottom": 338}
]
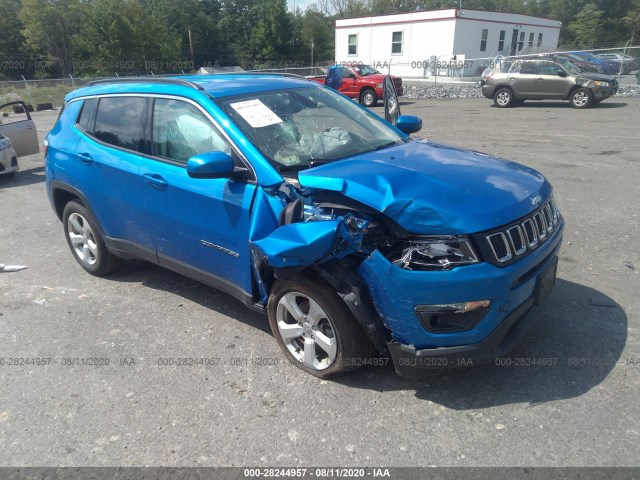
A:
[{"left": 45, "top": 75, "right": 563, "bottom": 378}]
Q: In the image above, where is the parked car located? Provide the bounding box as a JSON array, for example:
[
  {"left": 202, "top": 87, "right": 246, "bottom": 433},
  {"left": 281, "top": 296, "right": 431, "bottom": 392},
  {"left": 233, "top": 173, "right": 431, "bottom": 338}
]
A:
[
  {"left": 307, "top": 64, "right": 403, "bottom": 107},
  {"left": 552, "top": 53, "right": 602, "bottom": 73},
  {"left": 482, "top": 58, "right": 618, "bottom": 108},
  {"left": 568, "top": 51, "right": 619, "bottom": 75},
  {"left": 0, "top": 101, "right": 40, "bottom": 178},
  {"left": 597, "top": 53, "right": 639, "bottom": 74},
  {"left": 0, "top": 133, "right": 18, "bottom": 178},
  {"left": 45, "top": 75, "right": 563, "bottom": 378}
]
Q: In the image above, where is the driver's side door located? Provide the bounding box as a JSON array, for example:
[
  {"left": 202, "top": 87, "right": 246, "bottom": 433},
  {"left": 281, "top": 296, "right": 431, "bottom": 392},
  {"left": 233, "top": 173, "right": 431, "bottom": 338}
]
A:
[
  {"left": 535, "top": 61, "right": 571, "bottom": 99},
  {"left": 139, "top": 97, "right": 257, "bottom": 294}
]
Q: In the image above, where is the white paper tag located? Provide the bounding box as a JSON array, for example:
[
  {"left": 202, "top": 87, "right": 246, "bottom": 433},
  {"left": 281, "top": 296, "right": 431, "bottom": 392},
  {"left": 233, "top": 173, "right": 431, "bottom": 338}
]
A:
[{"left": 230, "top": 99, "right": 283, "bottom": 128}]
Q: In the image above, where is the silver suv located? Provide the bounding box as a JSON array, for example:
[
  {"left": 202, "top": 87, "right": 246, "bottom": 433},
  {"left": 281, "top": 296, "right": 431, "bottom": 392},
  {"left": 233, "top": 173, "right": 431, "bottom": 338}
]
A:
[{"left": 481, "top": 58, "right": 618, "bottom": 109}]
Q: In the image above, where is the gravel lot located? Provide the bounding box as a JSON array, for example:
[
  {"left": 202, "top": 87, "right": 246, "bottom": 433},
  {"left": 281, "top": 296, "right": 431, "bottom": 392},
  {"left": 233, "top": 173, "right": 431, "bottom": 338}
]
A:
[{"left": 1, "top": 97, "right": 639, "bottom": 468}]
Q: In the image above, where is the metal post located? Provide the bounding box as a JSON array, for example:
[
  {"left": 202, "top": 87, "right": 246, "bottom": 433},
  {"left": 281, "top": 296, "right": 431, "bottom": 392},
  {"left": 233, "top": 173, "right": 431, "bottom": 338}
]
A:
[
  {"left": 68, "top": 74, "right": 75, "bottom": 87},
  {"left": 311, "top": 38, "right": 314, "bottom": 68},
  {"left": 21, "top": 75, "right": 33, "bottom": 106}
]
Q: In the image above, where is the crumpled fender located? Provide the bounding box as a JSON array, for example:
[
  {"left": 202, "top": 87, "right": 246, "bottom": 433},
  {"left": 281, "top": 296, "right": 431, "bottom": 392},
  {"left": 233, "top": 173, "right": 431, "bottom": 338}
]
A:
[{"left": 253, "top": 220, "right": 341, "bottom": 268}]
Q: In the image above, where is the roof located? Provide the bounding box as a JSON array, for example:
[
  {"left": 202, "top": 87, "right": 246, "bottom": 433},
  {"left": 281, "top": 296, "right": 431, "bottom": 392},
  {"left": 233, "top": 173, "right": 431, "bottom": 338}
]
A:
[{"left": 65, "top": 74, "right": 316, "bottom": 102}]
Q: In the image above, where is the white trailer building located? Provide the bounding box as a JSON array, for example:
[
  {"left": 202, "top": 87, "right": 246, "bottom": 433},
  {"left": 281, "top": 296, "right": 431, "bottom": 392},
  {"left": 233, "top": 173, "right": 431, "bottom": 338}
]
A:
[{"left": 334, "top": 8, "right": 562, "bottom": 77}]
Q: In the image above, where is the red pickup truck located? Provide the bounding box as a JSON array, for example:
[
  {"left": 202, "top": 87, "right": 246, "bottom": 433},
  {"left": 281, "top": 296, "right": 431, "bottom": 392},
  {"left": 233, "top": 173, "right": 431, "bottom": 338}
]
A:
[{"left": 308, "top": 64, "right": 403, "bottom": 107}]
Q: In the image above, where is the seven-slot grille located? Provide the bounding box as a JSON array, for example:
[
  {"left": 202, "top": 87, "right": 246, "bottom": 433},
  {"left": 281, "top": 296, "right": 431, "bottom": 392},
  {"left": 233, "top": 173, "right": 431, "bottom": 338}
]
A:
[{"left": 477, "top": 196, "right": 561, "bottom": 266}]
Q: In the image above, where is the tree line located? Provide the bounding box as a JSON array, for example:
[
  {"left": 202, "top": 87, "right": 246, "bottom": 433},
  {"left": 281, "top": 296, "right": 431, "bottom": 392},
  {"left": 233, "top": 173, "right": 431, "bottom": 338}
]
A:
[{"left": 0, "top": 0, "right": 639, "bottom": 80}]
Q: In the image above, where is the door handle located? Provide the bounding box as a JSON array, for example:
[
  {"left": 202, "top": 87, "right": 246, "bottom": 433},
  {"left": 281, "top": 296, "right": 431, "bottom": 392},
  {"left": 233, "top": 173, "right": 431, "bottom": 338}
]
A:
[
  {"left": 143, "top": 173, "right": 168, "bottom": 189},
  {"left": 77, "top": 153, "right": 93, "bottom": 165}
]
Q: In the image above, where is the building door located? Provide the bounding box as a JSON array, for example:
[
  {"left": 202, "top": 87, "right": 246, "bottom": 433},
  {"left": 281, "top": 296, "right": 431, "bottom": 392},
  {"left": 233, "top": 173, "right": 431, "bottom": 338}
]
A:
[{"left": 510, "top": 29, "right": 519, "bottom": 56}]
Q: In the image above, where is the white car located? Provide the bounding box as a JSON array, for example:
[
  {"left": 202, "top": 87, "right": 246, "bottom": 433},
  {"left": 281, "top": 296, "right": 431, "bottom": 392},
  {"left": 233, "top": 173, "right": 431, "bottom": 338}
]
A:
[
  {"left": 0, "top": 133, "right": 18, "bottom": 178},
  {"left": 0, "top": 101, "right": 40, "bottom": 179}
]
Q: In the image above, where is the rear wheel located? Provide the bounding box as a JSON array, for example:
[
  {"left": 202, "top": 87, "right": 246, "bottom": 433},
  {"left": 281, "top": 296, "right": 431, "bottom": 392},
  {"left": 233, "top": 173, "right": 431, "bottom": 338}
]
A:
[
  {"left": 569, "top": 87, "right": 593, "bottom": 109},
  {"left": 493, "top": 88, "right": 514, "bottom": 108},
  {"left": 62, "top": 201, "right": 123, "bottom": 275},
  {"left": 360, "top": 89, "right": 377, "bottom": 107},
  {"left": 267, "top": 273, "right": 372, "bottom": 378}
]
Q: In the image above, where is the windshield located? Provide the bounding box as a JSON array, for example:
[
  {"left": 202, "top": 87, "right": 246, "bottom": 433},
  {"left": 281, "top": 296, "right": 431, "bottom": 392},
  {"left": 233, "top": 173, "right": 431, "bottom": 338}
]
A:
[
  {"left": 354, "top": 65, "right": 380, "bottom": 76},
  {"left": 216, "top": 87, "right": 405, "bottom": 171}
]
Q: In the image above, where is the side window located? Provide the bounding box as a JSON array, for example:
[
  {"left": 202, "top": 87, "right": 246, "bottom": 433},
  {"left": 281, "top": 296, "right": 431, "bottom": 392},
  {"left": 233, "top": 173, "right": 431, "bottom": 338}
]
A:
[
  {"left": 539, "top": 61, "right": 560, "bottom": 75},
  {"left": 76, "top": 98, "right": 96, "bottom": 132},
  {"left": 93, "top": 97, "right": 147, "bottom": 152},
  {"left": 152, "top": 98, "right": 231, "bottom": 164},
  {"left": 519, "top": 61, "right": 537, "bottom": 74},
  {"left": 348, "top": 34, "right": 357, "bottom": 56},
  {"left": 480, "top": 29, "right": 488, "bottom": 52}
]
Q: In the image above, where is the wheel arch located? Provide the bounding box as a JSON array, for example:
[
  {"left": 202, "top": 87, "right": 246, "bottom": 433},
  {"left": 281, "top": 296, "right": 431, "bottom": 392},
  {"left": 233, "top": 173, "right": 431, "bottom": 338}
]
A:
[
  {"left": 492, "top": 84, "right": 514, "bottom": 98},
  {"left": 50, "top": 181, "right": 107, "bottom": 238}
]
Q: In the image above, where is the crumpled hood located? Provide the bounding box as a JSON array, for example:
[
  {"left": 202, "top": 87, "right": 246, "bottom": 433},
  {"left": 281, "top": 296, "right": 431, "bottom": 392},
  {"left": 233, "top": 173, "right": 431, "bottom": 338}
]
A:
[
  {"left": 297, "top": 139, "right": 551, "bottom": 235},
  {"left": 577, "top": 72, "right": 617, "bottom": 83}
]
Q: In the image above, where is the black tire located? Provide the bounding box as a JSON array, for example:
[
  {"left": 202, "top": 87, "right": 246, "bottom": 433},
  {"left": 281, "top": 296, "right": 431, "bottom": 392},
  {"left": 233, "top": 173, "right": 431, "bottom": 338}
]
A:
[
  {"left": 62, "top": 200, "right": 123, "bottom": 275},
  {"left": 359, "top": 88, "right": 377, "bottom": 107},
  {"left": 493, "top": 87, "right": 514, "bottom": 108},
  {"left": 569, "top": 87, "right": 593, "bottom": 109},
  {"left": 267, "top": 272, "right": 373, "bottom": 378}
]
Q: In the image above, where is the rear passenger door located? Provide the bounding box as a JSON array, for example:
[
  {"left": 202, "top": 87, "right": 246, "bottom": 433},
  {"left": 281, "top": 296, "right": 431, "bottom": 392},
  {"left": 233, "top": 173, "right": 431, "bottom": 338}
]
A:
[
  {"left": 139, "top": 97, "right": 257, "bottom": 295},
  {"left": 508, "top": 61, "right": 538, "bottom": 97},
  {"left": 72, "top": 95, "right": 154, "bottom": 253}
]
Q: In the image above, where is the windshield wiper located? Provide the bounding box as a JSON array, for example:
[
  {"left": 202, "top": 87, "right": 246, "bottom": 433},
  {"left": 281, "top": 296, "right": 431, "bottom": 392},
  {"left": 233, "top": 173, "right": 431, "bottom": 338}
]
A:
[{"left": 374, "top": 141, "right": 397, "bottom": 151}]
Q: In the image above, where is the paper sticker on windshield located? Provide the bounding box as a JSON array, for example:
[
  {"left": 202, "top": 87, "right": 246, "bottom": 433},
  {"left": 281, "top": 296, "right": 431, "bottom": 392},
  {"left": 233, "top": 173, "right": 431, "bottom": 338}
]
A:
[{"left": 230, "top": 99, "right": 282, "bottom": 128}]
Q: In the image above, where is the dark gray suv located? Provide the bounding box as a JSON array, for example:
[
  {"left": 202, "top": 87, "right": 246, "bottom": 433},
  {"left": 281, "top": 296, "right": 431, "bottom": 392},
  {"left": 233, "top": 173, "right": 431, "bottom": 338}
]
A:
[{"left": 482, "top": 58, "right": 618, "bottom": 109}]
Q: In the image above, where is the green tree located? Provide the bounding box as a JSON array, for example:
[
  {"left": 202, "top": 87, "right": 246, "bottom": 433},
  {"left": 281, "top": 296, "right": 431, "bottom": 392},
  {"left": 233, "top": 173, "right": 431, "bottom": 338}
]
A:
[{"left": 568, "top": 3, "right": 604, "bottom": 48}]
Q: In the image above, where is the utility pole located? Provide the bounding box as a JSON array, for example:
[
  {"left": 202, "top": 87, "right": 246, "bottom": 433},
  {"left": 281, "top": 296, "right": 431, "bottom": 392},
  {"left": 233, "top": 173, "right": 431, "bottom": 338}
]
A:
[
  {"left": 188, "top": 29, "right": 195, "bottom": 71},
  {"left": 311, "top": 38, "right": 315, "bottom": 69}
]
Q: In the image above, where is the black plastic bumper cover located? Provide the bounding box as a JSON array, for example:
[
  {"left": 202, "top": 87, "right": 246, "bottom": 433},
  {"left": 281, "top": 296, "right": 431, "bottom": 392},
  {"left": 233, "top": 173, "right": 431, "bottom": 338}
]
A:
[{"left": 388, "top": 296, "right": 538, "bottom": 378}]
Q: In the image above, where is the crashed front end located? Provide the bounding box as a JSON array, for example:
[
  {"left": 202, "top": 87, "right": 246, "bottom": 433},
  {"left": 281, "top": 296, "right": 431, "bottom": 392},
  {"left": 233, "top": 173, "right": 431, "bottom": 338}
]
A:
[{"left": 248, "top": 166, "right": 563, "bottom": 378}]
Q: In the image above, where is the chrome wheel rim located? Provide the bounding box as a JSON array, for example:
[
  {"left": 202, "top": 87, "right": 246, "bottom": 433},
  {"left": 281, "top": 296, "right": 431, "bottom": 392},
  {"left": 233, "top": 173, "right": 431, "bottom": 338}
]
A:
[
  {"left": 67, "top": 213, "right": 98, "bottom": 266},
  {"left": 573, "top": 91, "right": 589, "bottom": 107},
  {"left": 363, "top": 91, "right": 375, "bottom": 105},
  {"left": 276, "top": 292, "right": 337, "bottom": 370},
  {"left": 496, "top": 91, "right": 510, "bottom": 106}
]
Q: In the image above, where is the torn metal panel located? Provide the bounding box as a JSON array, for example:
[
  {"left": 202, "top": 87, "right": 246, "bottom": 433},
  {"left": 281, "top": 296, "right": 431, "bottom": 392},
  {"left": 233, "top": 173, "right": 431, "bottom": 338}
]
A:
[
  {"left": 298, "top": 139, "right": 551, "bottom": 235},
  {"left": 253, "top": 220, "right": 341, "bottom": 268}
]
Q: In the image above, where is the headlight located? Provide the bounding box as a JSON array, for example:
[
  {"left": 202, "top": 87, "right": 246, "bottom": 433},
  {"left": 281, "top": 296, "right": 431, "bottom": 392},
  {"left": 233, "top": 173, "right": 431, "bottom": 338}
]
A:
[
  {"left": 390, "top": 236, "right": 479, "bottom": 270},
  {"left": 594, "top": 81, "right": 610, "bottom": 87}
]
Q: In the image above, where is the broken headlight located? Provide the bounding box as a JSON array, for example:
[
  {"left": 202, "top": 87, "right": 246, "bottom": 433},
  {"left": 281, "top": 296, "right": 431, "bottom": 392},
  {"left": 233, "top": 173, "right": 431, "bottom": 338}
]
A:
[{"left": 390, "top": 236, "right": 479, "bottom": 271}]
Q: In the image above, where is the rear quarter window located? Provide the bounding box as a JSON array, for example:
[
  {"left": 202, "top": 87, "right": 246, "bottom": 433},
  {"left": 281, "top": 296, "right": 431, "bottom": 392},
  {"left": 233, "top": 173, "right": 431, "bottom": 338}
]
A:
[
  {"left": 93, "top": 96, "right": 147, "bottom": 152},
  {"left": 76, "top": 98, "right": 96, "bottom": 132}
]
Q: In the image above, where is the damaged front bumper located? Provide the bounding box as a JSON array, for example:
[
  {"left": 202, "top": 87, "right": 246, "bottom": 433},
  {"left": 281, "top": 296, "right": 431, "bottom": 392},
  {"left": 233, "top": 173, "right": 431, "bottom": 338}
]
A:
[{"left": 358, "top": 222, "right": 563, "bottom": 378}]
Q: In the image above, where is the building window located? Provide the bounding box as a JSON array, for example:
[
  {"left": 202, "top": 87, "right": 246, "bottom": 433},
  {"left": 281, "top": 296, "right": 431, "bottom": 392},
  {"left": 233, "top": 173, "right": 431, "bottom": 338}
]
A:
[
  {"left": 480, "top": 29, "right": 488, "bottom": 52},
  {"left": 518, "top": 31, "right": 525, "bottom": 51},
  {"left": 498, "top": 30, "right": 506, "bottom": 52},
  {"left": 528, "top": 32, "right": 534, "bottom": 47},
  {"left": 348, "top": 34, "right": 357, "bottom": 55},
  {"left": 537, "top": 33, "right": 544, "bottom": 47},
  {"left": 391, "top": 31, "right": 403, "bottom": 55}
]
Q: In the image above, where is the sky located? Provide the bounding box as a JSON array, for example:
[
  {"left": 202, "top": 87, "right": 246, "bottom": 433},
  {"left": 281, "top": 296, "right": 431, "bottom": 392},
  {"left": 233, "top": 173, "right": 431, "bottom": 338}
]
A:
[{"left": 286, "top": 0, "right": 316, "bottom": 12}]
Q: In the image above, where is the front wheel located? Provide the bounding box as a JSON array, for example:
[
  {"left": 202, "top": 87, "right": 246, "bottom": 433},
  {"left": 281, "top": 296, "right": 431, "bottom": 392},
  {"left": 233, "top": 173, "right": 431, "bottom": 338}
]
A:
[
  {"left": 570, "top": 88, "right": 593, "bottom": 109},
  {"left": 359, "top": 89, "right": 377, "bottom": 107},
  {"left": 493, "top": 88, "right": 514, "bottom": 108},
  {"left": 267, "top": 273, "right": 372, "bottom": 378},
  {"left": 62, "top": 201, "right": 123, "bottom": 275}
]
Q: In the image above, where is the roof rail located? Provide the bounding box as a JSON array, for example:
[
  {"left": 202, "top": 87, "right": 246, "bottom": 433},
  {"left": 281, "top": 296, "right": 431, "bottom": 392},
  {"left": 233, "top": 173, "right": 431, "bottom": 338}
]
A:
[{"left": 84, "top": 77, "right": 205, "bottom": 90}]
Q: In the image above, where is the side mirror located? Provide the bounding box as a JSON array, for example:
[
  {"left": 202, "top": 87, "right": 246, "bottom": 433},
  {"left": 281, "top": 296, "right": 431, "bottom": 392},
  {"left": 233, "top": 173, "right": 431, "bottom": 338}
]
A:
[
  {"left": 396, "top": 115, "right": 422, "bottom": 134},
  {"left": 558, "top": 70, "right": 567, "bottom": 77},
  {"left": 187, "top": 151, "right": 235, "bottom": 179}
]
